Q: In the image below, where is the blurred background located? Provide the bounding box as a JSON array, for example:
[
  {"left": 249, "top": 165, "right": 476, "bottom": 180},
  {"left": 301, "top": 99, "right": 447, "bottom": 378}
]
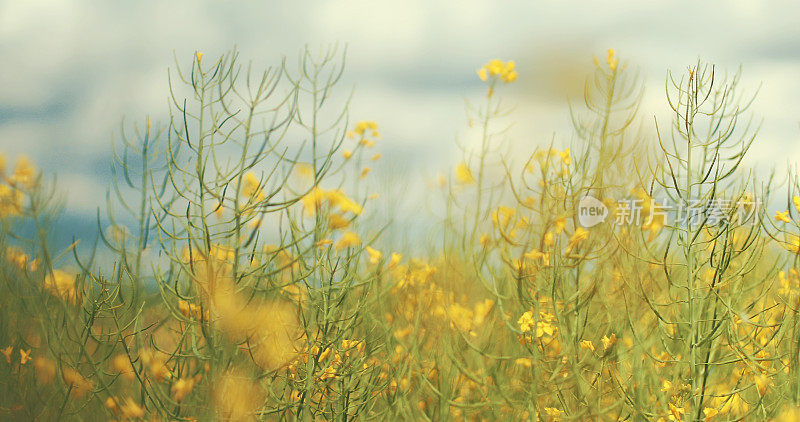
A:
[{"left": 1, "top": 0, "right": 798, "bottom": 243}]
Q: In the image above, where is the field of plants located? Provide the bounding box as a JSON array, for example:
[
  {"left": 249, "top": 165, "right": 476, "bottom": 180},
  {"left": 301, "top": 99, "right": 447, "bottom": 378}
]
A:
[{"left": 2, "top": 48, "right": 800, "bottom": 421}]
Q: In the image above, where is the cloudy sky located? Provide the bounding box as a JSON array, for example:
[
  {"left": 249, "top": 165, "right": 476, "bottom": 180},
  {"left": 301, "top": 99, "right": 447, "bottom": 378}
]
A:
[{"left": 1, "top": 0, "right": 799, "bottom": 238}]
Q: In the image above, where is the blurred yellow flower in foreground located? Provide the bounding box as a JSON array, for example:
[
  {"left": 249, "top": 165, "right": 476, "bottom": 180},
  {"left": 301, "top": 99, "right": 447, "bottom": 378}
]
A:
[
  {"left": 9, "top": 156, "right": 36, "bottom": 189},
  {"left": 242, "top": 171, "right": 265, "bottom": 202},
  {"left": 336, "top": 231, "right": 361, "bottom": 250},
  {"left": 0, "top": 184, "right": 23, "bottom": 217},
  {"left": 365, "top": 246, "right": 382, "bottom": 264},
  {"left": 46, "top": 270, "right": 77, "bottom": 303},
  {"left": 171, "top": 375, "right": 200, "bottom": 402},
  {"left": 214, "top": 370, "right": 265, "bottom": 420},
  {"left": 302, "top": 187, "right": 362, "bottom": 216},
  {"left": 455, "top": 162, "right": 475, "bottom": 185},
  {"left": 119, "top": 397, "right": 145, "bottom": 419},
  {"left": 33, "top": 357, "right": 56, "bottom": 384},
  {"left": 62, "top": 367, "right": 94, "bottom": 397}
]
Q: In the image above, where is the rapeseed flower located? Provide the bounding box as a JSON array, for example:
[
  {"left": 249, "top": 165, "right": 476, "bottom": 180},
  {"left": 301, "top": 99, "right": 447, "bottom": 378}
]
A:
[
  {"left": 477, "top": 59, "right": 518, "bottom": 83},
  {"left": 455, "top": 162, "right": 474, "bottom": 185}
]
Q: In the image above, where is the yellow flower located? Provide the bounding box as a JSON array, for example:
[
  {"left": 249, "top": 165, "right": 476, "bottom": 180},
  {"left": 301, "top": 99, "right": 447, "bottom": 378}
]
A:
[
  {"left": 213, "top": 372, "right": 265, "bottom": 420},
  {"left": 668, "top": 403, "right": 684, "bottom": 421},
  {"left": 703, "top": 407, "right": 719, "bottom": 420},
  {"left": 361, "top": 167, "right": 371, "bottom": 178},
  {"left": 111, "top": 354, "right": 136, "bottom": 380},
  {"left": 536, "top": 320, "right": 555, "bottom": 338},
  {"left": 336, "top": 232, "right": 361, "bottom": 250},
  {"left": 10, "top": 155, "right": 36, "bottom": 188},
  {"left": 560, "top": 148, "right": 571, "bottom": 165},
  {"left": 515, "top": 358, "right": 533, "bottom": 368},
  {"left": 492, "top": 206, "right": 516, "bottom": 229},
  {"left": 171, "top": 376, "right": 199, "bottom": 402},
  {"left": 601, "top": 334, "right": 617, "bottom": 350},
  {"left": 776, "top": 210, "right": 791, "bottom": 223},
  {"left": 294, "top": 163, "right": 314, "bottom": 179},
  {"left": 553, "top": 216, "right": 567, "bottom": 234},
  {"left": 1, "top": 346, "right": 12, "bottom": 363},
  {"left": 773, "top": 406, "right": 800, "bottom": 422},
  {"left": 242, "top": 171, "right": 265, "bottom": 202},
  {"left": 301, "top": 187, "right": 362, "bottom": 216},
  {"left": 524, "top": 248, "right": 549, "bottom": 264},
  {"left": 328, "top": 213, "right": 351, "bottom": 230},
  {"left": 0, "top": 184, "right": 23, "bottom": 217},
  {"left": 606, "top": 49, "right": 618, "bottom": 71},
  {"left": 45, "top": 270, "right": 77, "bottom": 302},
  {"left": 754, "top": 373, "right": 770, "bottom": 396},
  {"left": 370, "top": 153, "right": 382, "bottom": 161},
  {"left": 178, "top": 300, "right": 204, "bottom": 320},
  {"left": 365, "top": 246, "right": 382, "bottom": 264},
  {"left": 33, "top": 357, "right": 57, "bottom": 384},
  {"left": 343, "top": 150, "right": 353, "bottom": 159},
  {"left": 478, "top": 59, "right": 518, "bottom": 83},
  {"left": 785, "top": 235, "right": 800, "bottom": 254},
  {"left": 19, "top": 349, "right": 31, "bottom": 365},
  {"left": 389, "top": 252, "right": 402, "bottom": 268},
  {"left": 214, "top": 201, "right": 225, "bottom": 219},
  {"left": 473, "top": 299, "right": 494, "bottom": 325},
  {"left": 315, "top": 238, "right": 333, "bottom": 247},
  {"left": 140, "top": 349, "right": 172, "bottom": 382},
  {"left": 196, "top": 51, "right": 203, "bottom": 64},
  {"left": 6, "top": 247, "right": 31, "bottom": 270},
  {"left": 329, "top": 190, "right": 362, "bottom": 214},
  {"left": 517, "top": 311, "right": 535, "bottom": 333},
  {"left": 712, "top": 393, "right": 750, "bottom": 415},
  {"left": 62, "top": 367, "right": 94, "bottom": 397},
  {"left": 120, "top": 397, "right": 145, "bottom": 419},
  {"left": 565, "top": 227, "right": 589, "bottom": 254},
  {"left": 543, "top": 231, "right": 554, "bottom": 247},
  {"left": 580, "top": 340, "right": 595, "bottom": 352},
  {"left": 455, "top": 162, "right": 474, "bottom": 185},
  {"left": 543, "top": 407, "right": 563, "bottom": 420}
]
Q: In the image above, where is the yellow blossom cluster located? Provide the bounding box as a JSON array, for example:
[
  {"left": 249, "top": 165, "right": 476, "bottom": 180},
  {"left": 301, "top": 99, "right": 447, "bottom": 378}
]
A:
[
  {"left": 455, "top": 162, "right": 475, "bottom": 185},
  {"left": 528, "top": 147, "right": 571, "bottom": 178},
  {"left": 5, "top": 246, "right": 39, "bottom": 272},
  {"left": 346, "top": 120, "right": 380, "bottom": 148},
  {"left": 242, "top": 171, "right": 265, "bottom": 202},
  {"left": 477, "top": 59, "right": 518, "bottom": 83},
  {"left": 517, "top": 309, "right": 556, "bottom": 338},
  {"left": 593, "top": 49, "right": 619, "bottom": 72},
  {"left": 301, "top": 187, "right": 362, "bottom": 216},
  {"left": 0, "top": 154, "right": 36, "bottom": 217},
  {"left": 45, "top": 270, "right": 78, "bottom": 303}
]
